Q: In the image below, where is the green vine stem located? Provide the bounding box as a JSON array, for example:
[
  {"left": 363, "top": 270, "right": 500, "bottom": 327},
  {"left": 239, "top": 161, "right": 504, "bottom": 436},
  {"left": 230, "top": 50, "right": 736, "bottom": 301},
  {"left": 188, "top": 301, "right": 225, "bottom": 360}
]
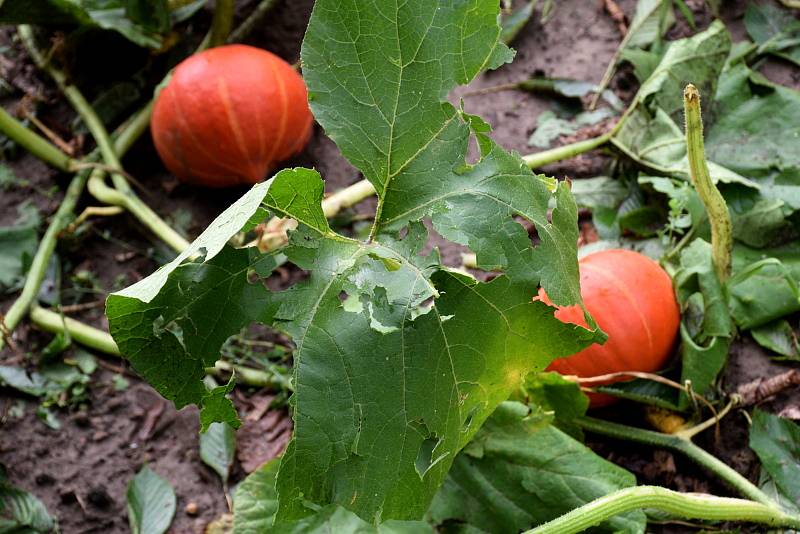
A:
[
  {"left": 576, "top": 416, "right": 776, "bottom": 508},
  {"left": 228, "top": 0, "right": 281, "bottom": 44},
  {"left": 0, "top": 93, "right": 153, "bottom": 351},
  {"left": 0, "top": 106, "right": 77, "bottom": 172},
  {"left": 29, "top": 305, "right": 286, "bottom": 389},
  {"left": 209, "top": 0, "right": 235, "bottom": 47},
  {"left": 683, "top": 84, "right": 732, "bottom": 282},
  {"left": 18, "top": 25, "right": 190, "bottom": 253},
  {"left": 1, "top": 168, "right": 93, "bottom": 350},
  {"left": 526, "top": 486, "right": 800, "bottom": 534}
]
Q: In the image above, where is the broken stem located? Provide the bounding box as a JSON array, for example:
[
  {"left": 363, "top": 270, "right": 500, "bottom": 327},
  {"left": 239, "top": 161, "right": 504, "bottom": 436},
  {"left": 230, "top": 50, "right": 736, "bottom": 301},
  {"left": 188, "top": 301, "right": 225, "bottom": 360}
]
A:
[
  {"left": 683, "top": 84, "right": 732, "bottom": 282},
  {"left": 527, "top": 486, "right": 799, "bottom": 534}
]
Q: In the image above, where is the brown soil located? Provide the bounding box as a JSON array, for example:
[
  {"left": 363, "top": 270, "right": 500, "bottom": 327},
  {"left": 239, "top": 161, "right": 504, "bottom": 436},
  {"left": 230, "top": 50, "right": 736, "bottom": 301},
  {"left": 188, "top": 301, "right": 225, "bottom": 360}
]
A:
[{"left": 1, "top": 1, "right": 799, "bottom": 533}]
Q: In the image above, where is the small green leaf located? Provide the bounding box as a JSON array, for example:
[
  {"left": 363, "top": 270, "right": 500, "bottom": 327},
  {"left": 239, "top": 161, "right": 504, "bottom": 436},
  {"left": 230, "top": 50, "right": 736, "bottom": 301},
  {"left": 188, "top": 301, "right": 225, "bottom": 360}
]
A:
[
  {"left": 751, "top": 320, "right": 799, "bottom": 360},
  {"left": 626, "top": 0, "right": 676, "bottom": 49},
  {"left": 127, "top": 465, "right": 176, "bottom": 534},
  {"left": 200, "top": 375, "right": 240, "bottom": 433},
  {"left": 0, "top": 465, "right": 56, "bottom": 533},
  {"left": 200, "top": 422, "right": 236, "bottom": 484},
  {"left": 0, "top": 203, "right": 40, "bottom": 291},
  {"left": 500, "top": 1, "right": 534, "bottom": 45},
  {"left": 428, "top": 402, "right": 645, "bottom": 533},
  {"left": 749, "top": 409, "right": 800, "bottom": 511}
]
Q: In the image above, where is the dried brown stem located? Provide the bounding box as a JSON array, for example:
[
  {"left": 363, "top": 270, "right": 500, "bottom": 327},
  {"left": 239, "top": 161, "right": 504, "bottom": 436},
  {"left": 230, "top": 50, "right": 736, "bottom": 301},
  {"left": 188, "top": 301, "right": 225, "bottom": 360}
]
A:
[{"left": 736, "top": 370, "right": 800, "bottom": 406}]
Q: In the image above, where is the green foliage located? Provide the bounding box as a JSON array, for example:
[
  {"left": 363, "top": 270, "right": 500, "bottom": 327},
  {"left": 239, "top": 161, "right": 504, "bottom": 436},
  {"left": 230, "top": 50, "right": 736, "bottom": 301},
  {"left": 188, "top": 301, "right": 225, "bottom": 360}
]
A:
[
  {"left": 233, "top": 460, "right": 281, "bottom": 534},
  {"left": 233, "top": 460, "right": 434, "bottom": 533},
  {"left": 0, "top": 466, "right": 56, "bottom": 533},
  {"left": 427, "top": 402, "right": 646, "bottom": 533},
  {"left": 126, "top": 465, "right": 176, "bottom": 534},
  {"left": 200, "top": 422, "right": 236, "bottom": 484},
  {"left": 744, "top": 1, "right": 800, "bottom": 66},
  {"left": 108, "top": 0, "right": 603, "bottom": 523},
  {"left": 749, "top": 409, "right": 800, "bottom": 512},
  {"left": 0, "top": 203, "right": 40, "bottom": 292},
  {"left": 673, "top": 239, "right": 734, "bottom": 405},
  {"left": 0, "top": 0, "right": 171, "bottom": 48}
]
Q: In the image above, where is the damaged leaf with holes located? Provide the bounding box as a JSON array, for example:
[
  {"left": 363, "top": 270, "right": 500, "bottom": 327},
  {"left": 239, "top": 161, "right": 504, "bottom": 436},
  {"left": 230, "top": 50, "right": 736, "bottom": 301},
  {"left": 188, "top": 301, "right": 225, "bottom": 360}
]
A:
[{"left": 106, "top": 0, "right": 603, "bottom": 524}]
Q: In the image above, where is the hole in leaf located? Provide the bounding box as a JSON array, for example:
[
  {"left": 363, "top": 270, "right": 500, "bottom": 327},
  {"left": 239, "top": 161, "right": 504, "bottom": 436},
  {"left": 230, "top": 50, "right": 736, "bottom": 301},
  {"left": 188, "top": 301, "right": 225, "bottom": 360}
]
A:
[{"left": 414, "top": 436, "right": 443, "bottom": 479}]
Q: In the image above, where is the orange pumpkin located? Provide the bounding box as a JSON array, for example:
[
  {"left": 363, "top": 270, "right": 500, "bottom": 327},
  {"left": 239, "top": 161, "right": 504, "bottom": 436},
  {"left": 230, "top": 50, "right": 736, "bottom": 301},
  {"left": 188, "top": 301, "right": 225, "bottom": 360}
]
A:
[
  {"left": 151, "top": 44, "right": 313, "bottom": 187},
  {"left": 538, "top": 249, "right": 680, "bottom": 407}
]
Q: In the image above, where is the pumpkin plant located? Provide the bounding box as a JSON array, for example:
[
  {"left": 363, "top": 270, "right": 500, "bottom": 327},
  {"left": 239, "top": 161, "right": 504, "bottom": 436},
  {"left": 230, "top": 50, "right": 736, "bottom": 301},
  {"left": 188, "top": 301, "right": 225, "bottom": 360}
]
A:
[{"left": 102, "top": 0, "right": 800, "bottom": 531}]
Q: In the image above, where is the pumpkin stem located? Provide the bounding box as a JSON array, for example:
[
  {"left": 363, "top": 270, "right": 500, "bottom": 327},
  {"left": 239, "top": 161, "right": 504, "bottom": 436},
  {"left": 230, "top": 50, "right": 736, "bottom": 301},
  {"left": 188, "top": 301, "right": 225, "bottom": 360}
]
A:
[
  {"left": 526, "top": 486, "right": 799, "bottom": 534},
  {"left": 683, "top": 84, "right": 732, "bottom": 283},
  {"left": 210, "top": 0, "right": 235, "bottom": 47},
  {"left": 576, "top": 415, "right": 777, "bottom": 508}
]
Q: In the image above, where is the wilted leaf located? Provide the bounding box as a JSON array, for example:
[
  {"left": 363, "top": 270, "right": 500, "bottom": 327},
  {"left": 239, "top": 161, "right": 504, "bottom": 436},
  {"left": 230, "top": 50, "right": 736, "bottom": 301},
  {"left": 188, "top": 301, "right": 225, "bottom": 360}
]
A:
[
  {"left": 127, "top": 466, "right": 176, "bottom": 534},
  {"left": 428, "top": 402, "right": 645, "bottom": 533}
]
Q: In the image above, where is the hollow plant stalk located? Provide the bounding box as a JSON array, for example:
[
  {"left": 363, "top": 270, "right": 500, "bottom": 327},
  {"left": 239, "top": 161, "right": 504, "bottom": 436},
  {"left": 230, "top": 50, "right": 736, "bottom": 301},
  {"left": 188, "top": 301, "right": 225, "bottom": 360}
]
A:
[
  {"left": 0, "top": 106, "right": 77, "bottom": 172},
  {"left": 17, "top": 25, "right": 190, "bottom": 253},
  {"left": 527, "top": 486, "right": 800, "bottom": 534},
  {"left": 683, "top": 84, "right": 732, "bottom": 282},
  {"left": 0, "top": 104, "right": 153, "bottom": 350},
  {"left": 576, "top": 416, "right": 776, "bottom": 507},
  {"left": 28, "top": 306, "right": 287, "bottom": 389}
]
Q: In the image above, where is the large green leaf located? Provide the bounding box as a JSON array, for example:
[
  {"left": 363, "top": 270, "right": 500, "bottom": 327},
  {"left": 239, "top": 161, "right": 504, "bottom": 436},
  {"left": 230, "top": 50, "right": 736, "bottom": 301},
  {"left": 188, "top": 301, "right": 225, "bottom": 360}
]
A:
[
  {"left": 200, "top": 422, "right": 236, "bottom": 484},
  {"left": 427, "top": 402, "right": 645, "bottom": 533},
  {"left": 233, "top": 459, "right": 281, "bottom": 534},
  {"left": 108, "top": 0, "right": 601, "bottom": 523},
  {"left": 0, "top": 0, "right": 170, "bottom": 48}
]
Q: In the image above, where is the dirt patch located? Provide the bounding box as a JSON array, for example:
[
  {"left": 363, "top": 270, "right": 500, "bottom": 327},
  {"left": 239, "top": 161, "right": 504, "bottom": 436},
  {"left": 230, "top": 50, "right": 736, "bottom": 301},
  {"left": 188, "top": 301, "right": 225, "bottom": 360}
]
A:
[{"left": 1, "top": 1, "right": 799, "bottom": 533}]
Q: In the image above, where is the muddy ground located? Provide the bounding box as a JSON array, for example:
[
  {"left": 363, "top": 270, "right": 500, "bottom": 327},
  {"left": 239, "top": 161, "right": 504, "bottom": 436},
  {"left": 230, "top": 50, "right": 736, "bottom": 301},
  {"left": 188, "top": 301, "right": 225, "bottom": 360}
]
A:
[{"left": 1, "top": 0, "right": 799, "bottom": 533}]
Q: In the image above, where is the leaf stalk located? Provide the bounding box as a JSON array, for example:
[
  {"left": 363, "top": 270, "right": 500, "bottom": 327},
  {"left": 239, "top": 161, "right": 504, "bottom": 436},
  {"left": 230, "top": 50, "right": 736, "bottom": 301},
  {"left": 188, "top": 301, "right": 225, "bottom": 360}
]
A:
[{"left": 576, "top": 416, "right": 776, "bottom": 508}]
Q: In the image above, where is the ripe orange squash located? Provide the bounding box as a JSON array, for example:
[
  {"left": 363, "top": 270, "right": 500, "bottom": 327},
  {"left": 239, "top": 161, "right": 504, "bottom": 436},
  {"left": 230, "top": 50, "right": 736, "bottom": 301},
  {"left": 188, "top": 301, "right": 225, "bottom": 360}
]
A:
[
  {"left": 151, "top": 44, "right": 313, "bottom": 187},
  {"left": 537, "top": 249, "right": 680, "bottom": 407}
]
